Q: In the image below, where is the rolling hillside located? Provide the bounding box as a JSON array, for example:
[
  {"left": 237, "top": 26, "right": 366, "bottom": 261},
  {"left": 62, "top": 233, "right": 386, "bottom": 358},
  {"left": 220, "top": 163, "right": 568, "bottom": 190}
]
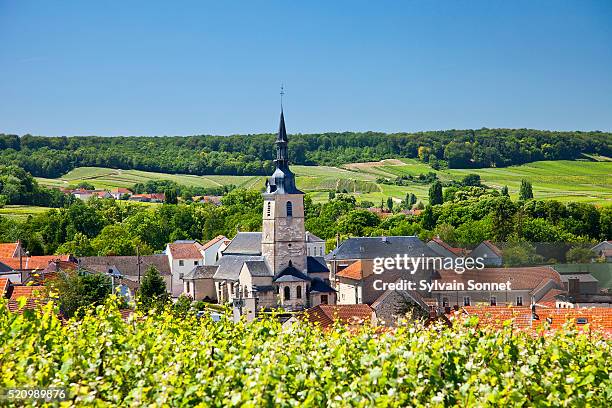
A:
[{"left": 33, "top": 159, "right": 612, "bottom": 207}]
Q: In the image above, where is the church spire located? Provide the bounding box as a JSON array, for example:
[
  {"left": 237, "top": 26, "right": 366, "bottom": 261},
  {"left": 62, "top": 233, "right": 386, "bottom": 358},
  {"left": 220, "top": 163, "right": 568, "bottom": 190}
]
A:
[
  {"left": 275, "top": 109, "right": 289, "bottom": 164},
  {"left": 265, "top": 99, "right": 303, "bottom": 195}
]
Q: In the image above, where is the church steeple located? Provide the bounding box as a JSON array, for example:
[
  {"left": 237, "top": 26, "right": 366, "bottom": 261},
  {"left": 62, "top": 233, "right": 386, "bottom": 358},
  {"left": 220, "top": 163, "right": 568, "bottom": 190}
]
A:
[
  {"left": 275, "top": 109, "right": 289, "bottom": 164},
  {"left": 265, "top": 108, "right": 303, "bottom": 195}
]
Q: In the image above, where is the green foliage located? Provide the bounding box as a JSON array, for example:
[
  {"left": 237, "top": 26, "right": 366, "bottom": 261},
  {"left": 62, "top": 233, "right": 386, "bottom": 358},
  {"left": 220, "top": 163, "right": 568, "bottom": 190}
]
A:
[
  {"left": 501, "top": 185, "right": 509, "bottom": 196},
  {"left": 460, "top": 173, "right": 481, "bottom": 187},
  {"left": 138, "top": 266, "right": 169, "bottom": 309},
  {"left": 566, "top": 246, "right": 597, "bottom": 263},
  {"left": 428, "top": 181, "right": 443, "bottom": 205},
  {"left": 0, "top": 165, "right": 72, "bottom": 208},
  {"left": 503, "top": 241, "right": 544, "bottom": 266},
  {"left": 52, "top": 271, "right": 112, "bottom": 318},
  {"left": 1, "top": 300, "right": 610, "bottom": 406},
  {"left": 519, "top": 179, "right": 534, "bottom": 200}
]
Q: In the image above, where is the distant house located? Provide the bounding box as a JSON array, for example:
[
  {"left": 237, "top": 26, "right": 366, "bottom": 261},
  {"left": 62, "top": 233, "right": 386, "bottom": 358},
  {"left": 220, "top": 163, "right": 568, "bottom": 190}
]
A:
[
  {"left": 192, "top": 195, "right": 222, "bottom": 205},
  {"left": 111, "top": 188, "right": 132, "bottom": 200},
  {"left": 327, "top": 236, "right": 438, "bottom": 305},
  {"left": 200, "top": 235, "right": 228, "bottom": 265},
  {"left": 78, "top": 254, "right": 172, "bottom": 294},
  {"left": 470, "top": 240, "right": 503, "bottom": 267},
  {"left": 427, "top": 237, "right": 467, "bottom": 258},
  {"left": 129, "top": 193, "right": 165, "bottom": 203},
  {"left": 165, "top": 240, "right": 206, "bottom": 297},
  {"left": 287, "top": 304, "right": 376, "bottom": 330},
  {"left": 592, "top": 241, "right": 612, "bottom": 262},
  {"left": 72, "top": 189, "right": 112, "bottom": 200},
  {"left": 182, "top": 265, "right": 217, "bottom": 302},
  {"left": 305, "top": 232, "right": 326, "bottom": 257},
  {"left": 366, "top": 207, "right": 393, "bottom": 218}
]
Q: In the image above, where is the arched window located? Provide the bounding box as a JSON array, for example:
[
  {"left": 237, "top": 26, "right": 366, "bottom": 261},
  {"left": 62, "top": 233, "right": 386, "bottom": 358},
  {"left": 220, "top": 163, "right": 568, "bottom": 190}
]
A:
[
  {"left": 266, "top": 202, "right": 271, "bottom": 217},
  {"left": 286, "top": 201, "right": 293, "bottom": 217},
  {"left": 296, "top": 285, "right": 302, "bottom": 299},
  {"left": 284, "top": 286, "right": 291, "bottom": 300}
]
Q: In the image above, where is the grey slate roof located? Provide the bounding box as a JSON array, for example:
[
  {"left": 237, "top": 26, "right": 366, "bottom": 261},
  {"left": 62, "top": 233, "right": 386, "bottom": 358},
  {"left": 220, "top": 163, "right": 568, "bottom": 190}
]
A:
[
  {"left": 244, "top": 260, "right": 273, "bottom": 277},
  {"left": 183, "top": 265, "right": 217, "bottom": 280},
  {"left": 78, "top": 255, "right": 171, "bottom": 276},
  {"left": 326, "top": 236, "right": 436, "bottom": 260},
  {"left": 305, "top": 232, "right": 325, "bottom": 243},
  {"left": 307, "top": 256, "right": 329, "bottom": 273},
  {"left": 309, "top": 277, "right": 336, "bottom": 293},
  {"left": 222, "top": 232, "right": 262, "bottom": 256},
  {"left": 213, "top": 255, "right": 263, "bottom": 281},
  {"left": 560, "top": 274, "right": 599, "bottom": 283},
  {"left": 273, "top": 263, "right": 310, "bottom": 282}
]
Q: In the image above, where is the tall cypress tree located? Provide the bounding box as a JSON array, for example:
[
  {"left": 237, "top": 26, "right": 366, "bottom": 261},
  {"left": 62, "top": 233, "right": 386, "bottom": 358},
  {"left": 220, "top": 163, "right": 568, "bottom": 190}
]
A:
[
  {"left": 519, "top": 180, "right": 533, "bottom": 200},
  {"left": 428, "top": 181, "right": 443, "bottom": 205}
]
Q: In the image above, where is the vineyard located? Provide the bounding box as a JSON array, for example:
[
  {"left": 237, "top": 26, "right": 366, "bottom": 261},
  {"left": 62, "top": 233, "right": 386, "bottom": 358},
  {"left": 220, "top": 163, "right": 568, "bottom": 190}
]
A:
[{"left": 1, "top": 300, "right": 611, "bottom": 407}]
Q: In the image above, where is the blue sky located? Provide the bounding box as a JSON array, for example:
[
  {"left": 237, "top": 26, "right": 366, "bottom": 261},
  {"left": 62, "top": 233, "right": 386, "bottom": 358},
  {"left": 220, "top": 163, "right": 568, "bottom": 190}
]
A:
[{"left": 1, "top": 0, "right": 611, "bottom": 136}]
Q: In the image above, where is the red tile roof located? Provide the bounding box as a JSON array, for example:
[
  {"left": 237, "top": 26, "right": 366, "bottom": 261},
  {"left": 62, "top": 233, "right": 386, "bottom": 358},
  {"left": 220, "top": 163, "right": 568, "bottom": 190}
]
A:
[
  {"left": 0, "top": 277, "right": 10, "bottom": 296},
  {"left": 168, "top": 242, "right": 203, "bottom": 259},
  {"left": 10, "top": 285, "right": 46, "bottom": 301},
  {"left": 431, "top": 237, "right": 466, "bottom": 256},
  {"left": 301, "top": 304, "right": 374, "bottom": 329},
  {"left": 336, "top": 261, "right": 363, "bottom": 280},
  {"left": 201, "top": 235, "right": 227, "bottom": 251},
  {"left": 436, "top": 266, "right": 561, "bottom": 291},
  {"left": 0, "top": 255, "right": 72, "bottom": 271},
  {"left": 449, "top": 305, "right": 612, "bottom": 337},
  {"left": 0, "top": 242, "right": 19, "bottom": 258}
]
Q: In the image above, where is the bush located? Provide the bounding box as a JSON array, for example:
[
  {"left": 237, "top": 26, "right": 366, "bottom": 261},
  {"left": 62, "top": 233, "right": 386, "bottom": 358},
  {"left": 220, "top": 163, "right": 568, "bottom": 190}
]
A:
[{"left": 1, "top": 299, "right": 610, "bottom": 406}]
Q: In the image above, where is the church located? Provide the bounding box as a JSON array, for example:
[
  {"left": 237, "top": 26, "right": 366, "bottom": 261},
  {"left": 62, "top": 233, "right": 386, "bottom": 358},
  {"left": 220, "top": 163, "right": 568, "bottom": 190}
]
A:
[{"left": 212, "top": 109, "right": 336, "bottom": 310}]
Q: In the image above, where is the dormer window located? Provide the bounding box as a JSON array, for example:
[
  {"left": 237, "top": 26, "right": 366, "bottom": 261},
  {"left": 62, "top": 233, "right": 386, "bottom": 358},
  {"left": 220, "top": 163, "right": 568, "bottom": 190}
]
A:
[{"left": 286, "top": 201, "right": 293, "bottom": 217}]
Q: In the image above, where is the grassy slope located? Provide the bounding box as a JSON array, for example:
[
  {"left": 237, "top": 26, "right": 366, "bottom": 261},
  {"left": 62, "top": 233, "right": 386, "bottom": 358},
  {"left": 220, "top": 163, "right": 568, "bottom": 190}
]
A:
[{"left": 33, "top": 159, "right": 612, "bottom": 208}]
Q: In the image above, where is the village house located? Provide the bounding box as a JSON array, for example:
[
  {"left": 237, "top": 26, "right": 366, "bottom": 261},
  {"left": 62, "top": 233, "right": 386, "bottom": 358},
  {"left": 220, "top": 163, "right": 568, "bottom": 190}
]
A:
[
  {"left": 111, "top": 187, "right": 133, "bottom": 200},
  {"left": 305, "top": 232, "right": 326, "bottom": 257},
  {"left": 469, "top": 240, "right": 503, "bottom": 266},
  {"left": 165, "top": 241, "right": 207, "bottom": 297},
  {"left": 284, "top": 304, "right": 376, "bottom": 331},
  {"left": 183, "top": 265, "right": 217, "bottom": 301},
  {"left": 592, "top": 241, "right": 612, "bottom": 262},
  {"left": 79, "top": 254, "right": 172, "bottom": 295},
  {"left": 328, "top": 236, "right": 438, "bottom": 305},
  {"left": 129, "top": 193, "right": 165, "bottom": 203},
  {"left": 426, "top": 237, "right": 467, "bottom": 258}
]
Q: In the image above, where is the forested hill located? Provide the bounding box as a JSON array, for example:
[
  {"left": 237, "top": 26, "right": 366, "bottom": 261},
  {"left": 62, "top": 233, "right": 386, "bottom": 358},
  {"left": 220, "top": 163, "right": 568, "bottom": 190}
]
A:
[{"left": 0, "top": 129, "right": 610, "bottom": 178}]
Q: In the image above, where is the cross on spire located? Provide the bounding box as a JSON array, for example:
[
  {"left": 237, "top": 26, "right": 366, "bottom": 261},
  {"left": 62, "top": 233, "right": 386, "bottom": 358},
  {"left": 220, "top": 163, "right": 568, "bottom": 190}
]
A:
[{"left": 280, "top": 84, "right": 285, "bottom": 110}]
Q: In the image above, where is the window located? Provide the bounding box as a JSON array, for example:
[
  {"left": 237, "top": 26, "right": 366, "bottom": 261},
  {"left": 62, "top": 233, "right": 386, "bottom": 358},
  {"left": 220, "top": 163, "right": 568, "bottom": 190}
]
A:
[
  {"left": 442, "top": 297, "right": 449, "bottom": 307},
  {"left": 266, "top": 202, "right": 271, "bottom": 217},
  {"left": 284, "top": 286, "right": 291, "bottom": 300},
  {"left": 179, "top": 260, "right": 184, "bottom": 266},
  {"left": 516, "top": 296, "right": 523, "bottom": 306},
  {"left": 296, "top": 285, "right": 302, "bottom": 299},
  {"left": 463, "top": 296, "right": 471, "bottom": 306},
  {"left": 194, "top": 261, "right": 198, "bottom": 266},
  {"left": 576, "top": 318, "right": 588, "bottom": 325},
  {"left": 490, "top": 296, "right": 497, "bottom": 306},
  {"left": 321, "top": 295, "right": 328, "bottom": 304},
  {"left": 286, "top": 201, "right": 293, "bottom": 217}
]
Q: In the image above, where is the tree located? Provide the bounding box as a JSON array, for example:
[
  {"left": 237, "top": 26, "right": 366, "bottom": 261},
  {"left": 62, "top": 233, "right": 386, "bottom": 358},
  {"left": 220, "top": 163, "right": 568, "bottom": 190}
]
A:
[
  {"left": 164, "top": 187, "right": 178, "bottom": 204},
  {"left": 386, "top": 197, "right": 394, "bottom": 211},
  {"left": 519, "top": 180, "right": 534, "bottom": 201},
  {"left": 421, "top": 206, "right": 436, "bottom": 230},
  {"left": 461, "top": 174, "right": 481, "bottom": 187},
  {"left": 138, "top": 266, "right": 169, "bottom": 308},
  {"left": 491, "top": 197, "right": 517, "bottom": 241},
  {"left": 428, "top": 181, "right": 443, "bottom": 206},
  {"left": 328, "top": 191, "right": 335, "bottom": 200},
  {"left": 55, "top": 232, "right": 95, "bottom": 257},
  {"left": 54, "top": 271, "right": 112, "bottom": 318},
  {"left": 566, "top": 247, "right": 596, "bottom": 263},
  {"left": 337, "top": 210, "right": 380, "bottom": 236}
]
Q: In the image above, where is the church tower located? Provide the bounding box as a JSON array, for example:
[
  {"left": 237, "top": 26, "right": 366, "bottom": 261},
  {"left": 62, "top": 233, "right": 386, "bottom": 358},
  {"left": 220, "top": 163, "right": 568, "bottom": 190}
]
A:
[{"left": 261, "top": 109, "right": 307, "bottom": 274}]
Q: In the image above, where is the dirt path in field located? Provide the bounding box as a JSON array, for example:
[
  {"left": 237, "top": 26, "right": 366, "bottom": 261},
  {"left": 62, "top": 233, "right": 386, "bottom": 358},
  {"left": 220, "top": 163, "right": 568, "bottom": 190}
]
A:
[{"left": 342, "top": 159, "right": 405, "bottom": 171}]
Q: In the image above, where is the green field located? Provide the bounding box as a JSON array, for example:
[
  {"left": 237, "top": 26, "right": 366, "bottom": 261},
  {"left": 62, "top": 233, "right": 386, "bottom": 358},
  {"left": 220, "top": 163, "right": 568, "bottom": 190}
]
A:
[
  {"left": 33, "top": 159, "right": 612, "bottom": 209},
  {"left": 0, "top": 205, "right": 52, "bottom": 219}
]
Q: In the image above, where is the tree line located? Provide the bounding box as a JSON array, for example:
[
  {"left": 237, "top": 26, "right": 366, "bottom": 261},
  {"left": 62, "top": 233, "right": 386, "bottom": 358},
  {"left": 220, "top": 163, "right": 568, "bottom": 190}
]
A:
[{"left": 0, "top": 128, "right": 609, "bottom": 178}]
